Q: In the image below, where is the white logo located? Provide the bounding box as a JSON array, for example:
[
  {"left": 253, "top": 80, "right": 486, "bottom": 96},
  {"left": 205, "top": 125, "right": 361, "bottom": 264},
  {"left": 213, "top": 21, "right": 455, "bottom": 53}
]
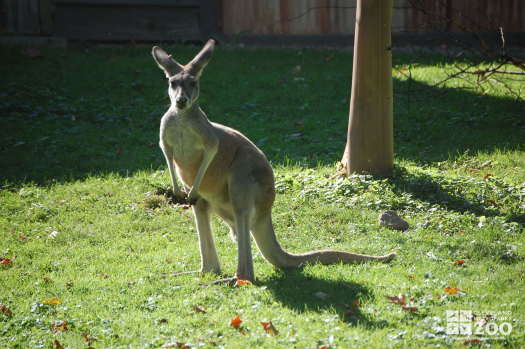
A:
[
  {"left": 446, "top": 310, "right": 472, "bottom": 335},
  {"left": 446, "top": 310, "right": 513, "bottom": 338}
]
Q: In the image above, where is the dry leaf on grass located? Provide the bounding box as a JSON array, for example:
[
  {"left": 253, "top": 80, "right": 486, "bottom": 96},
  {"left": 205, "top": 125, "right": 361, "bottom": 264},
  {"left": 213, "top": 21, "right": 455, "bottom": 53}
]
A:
[
  {"left": 234, "top": 279, "right": 252, "bottom": 286},
  {"left": 444, "top": 287, "right": 460, "bottom": 295},
  {"left": 42, "top": 298, "right": 61, "bottom": 306},
  {"left": 260, "top": 321, "right": 279, "bottom": 335},
  {"left": 53, "top": 339, "right": 65, "bottom": 349},
  {"left": 1, "top": 258, "right": 11, "bottom": 265},
  {"left": 192, "top": 305, "right": 207, "bottom": 313},
  {"left": 82, "top": 333, "right": 97, "bottom": 344},
  {"left": 52, "top": 320, "right": 69, "bottom": 333},
  {"left": 386, "top": 295, "right": 407, "bottom": 306},
  {"left": 230, "top": 315, "right": 242, "bottom": 329},
  {"left": 0, "top": 304, "right": 13, "bottom": 317},
  {"left": 453, "top": 259, "right": 466, "bottom": 266},
  {"left": 162, "top": 342, "right": 190, "bottom": 349},
  {"left": 463, "top": 338, "right": 482, "bottom": 345},
  {"left": 23, "top": 48, "right": 43, "bottom": 58},
  {"left": 401, "top": 305, "right": 418, "bottom": 312}
]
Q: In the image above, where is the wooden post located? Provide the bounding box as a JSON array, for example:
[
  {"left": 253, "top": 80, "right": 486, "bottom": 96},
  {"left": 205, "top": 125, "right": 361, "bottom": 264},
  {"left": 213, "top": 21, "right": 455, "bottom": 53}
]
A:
[
  {"left": 341, "top": 0, "right": 394, "bottom": 177},
  {"left": 39, "top": 0, "right": 54, "bottom": 35}
]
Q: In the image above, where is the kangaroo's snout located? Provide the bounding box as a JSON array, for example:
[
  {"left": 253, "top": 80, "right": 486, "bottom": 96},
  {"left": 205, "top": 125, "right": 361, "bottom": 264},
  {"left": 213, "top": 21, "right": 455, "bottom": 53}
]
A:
[{"left": 176, "top": 95, "right": 188, "bottom": 107}]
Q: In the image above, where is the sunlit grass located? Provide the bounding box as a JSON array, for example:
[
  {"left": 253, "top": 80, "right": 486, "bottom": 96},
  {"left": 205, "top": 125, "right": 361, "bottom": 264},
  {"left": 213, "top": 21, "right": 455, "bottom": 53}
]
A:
[{"left": 1, "top": 44, "right": 524, "bottom": 348}]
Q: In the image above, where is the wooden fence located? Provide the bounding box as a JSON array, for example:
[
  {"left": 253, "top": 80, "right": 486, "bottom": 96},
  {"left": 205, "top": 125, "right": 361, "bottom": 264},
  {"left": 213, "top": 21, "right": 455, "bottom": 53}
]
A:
[{"left": 2, "top": 0, "right": 524, "bottom": 41}]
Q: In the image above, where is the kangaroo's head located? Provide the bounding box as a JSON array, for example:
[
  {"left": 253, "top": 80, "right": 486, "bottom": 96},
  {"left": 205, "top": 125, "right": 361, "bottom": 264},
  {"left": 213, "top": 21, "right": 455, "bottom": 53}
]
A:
[{"left": 152, "top": 39, "right": 215, "bottom": 111}]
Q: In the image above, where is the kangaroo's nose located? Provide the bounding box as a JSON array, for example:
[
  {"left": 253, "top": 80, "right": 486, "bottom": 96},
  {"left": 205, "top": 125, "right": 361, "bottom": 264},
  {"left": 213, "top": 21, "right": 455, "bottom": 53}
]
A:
[{"left": 176, "top": 96, "right": 187, "bottom": 105}]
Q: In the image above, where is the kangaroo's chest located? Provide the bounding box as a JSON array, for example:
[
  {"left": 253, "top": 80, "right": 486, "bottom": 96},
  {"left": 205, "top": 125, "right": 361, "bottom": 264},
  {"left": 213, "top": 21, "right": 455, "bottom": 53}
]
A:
[{"left": 160, "top": 114, "right": 204, "bottom": 169}]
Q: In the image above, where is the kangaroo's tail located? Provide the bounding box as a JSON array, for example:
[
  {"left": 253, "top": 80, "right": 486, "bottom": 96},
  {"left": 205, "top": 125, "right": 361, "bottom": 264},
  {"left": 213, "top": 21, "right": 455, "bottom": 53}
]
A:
[{"left": 250, "top": 213, "right": 396, "bottom": 268}]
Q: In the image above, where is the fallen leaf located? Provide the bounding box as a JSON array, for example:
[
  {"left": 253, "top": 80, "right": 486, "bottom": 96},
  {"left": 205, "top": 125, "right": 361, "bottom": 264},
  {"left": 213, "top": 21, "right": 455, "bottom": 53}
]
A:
[
  {"left": 0, "top": 304, "right": 13, "bottom": 317},
  {"left": 23, "top": 48, "right": 42, "bottom": 58},
  {"left": 406, "top": 275, "right": 416, "bottom": 279},
  {"left": 43, "top": 277, "right": 52, "bottom": 282},
  {"left": 261, "top": 321, "right": 279, "bottom": 335},
  {"left": 351, "top": 299, "right": 361, "bottom": 308},
  {"left": 52, "top": 320, "right": 69, "bottom": 333},
  {"left": 230, "top": 315, "right": 242, "bottom": 329},
  {"left": 1, "top": 258, "right": 11, "bottom": 265},
  {"left": 82, "top": 333, "right": 97, "bottom": 344},
  {"left": 318, "top": 345, "right": 330, "bottom": 349},
  {"left": 19, "top": 234, "right": 27, "bottom": 241},
  {"left": 463, "top": 338, "right": 482, "bottom": 345},
  {"left": 444, "top": 287, "right": 460, "bottom": 295},
  {"left": 53, "top": 339, "right": 65, "bottom": 349},
  {"left": 386, "top": 295, "right": 407, "bottom": 306},
  {"left": 468, "top": 168, "right": 480, "bottom": 173},
  {"left": 483, "top": 173, "right": 494, "bottom": 181},
  {"left": 235, "top": 279, "right": 252, "bottom": 287},
  {"left": 192, "top": 305, "right": 207, "bottom": 313},
  {"left": 401, "top": 305, "right": 418, "bottom": 312},
  {"left": 453, "top": 259, "right": 466, "bottom": 266},
  {"left": 42, "top": 298, "right": 61, "bottom": 306},
  {"left": 162, "top": 342, "right": 190, "bottom": 349}
]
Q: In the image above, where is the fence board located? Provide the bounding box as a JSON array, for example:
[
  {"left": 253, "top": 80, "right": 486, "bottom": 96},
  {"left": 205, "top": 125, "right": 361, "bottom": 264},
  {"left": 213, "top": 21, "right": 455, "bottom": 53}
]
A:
[{"left": 54, "top": 4, "right": 200, "bottom": 40}]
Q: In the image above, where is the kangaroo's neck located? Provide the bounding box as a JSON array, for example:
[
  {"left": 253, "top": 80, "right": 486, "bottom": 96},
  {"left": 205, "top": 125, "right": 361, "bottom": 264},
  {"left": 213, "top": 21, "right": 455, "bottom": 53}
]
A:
[{"left": 170, "top": 103, "right": 205, "bottom": 120}]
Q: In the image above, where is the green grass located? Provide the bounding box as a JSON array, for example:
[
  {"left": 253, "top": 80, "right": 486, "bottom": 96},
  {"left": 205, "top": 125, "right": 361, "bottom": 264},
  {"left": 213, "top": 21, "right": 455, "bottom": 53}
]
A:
[{"left": 1, "top": 44, "right": 524, "bottom": 348}]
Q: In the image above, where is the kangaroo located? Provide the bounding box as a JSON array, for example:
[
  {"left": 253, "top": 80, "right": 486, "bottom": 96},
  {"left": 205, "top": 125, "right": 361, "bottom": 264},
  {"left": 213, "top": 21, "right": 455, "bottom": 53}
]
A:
[{"left": 152, "top": 39, "right": 396, "bottom": 283}]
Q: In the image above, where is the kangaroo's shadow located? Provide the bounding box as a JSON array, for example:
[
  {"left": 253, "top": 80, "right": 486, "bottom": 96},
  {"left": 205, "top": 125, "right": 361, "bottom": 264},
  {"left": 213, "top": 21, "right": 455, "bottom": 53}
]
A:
[{"left": 261, "top": 269, "right": 388, "bottom": 328}]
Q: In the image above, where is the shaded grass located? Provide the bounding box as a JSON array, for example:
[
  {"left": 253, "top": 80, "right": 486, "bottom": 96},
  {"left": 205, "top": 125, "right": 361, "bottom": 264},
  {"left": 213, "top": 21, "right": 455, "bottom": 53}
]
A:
[{"left": 1, "top": 44, "right": 524, "bottom": 348}]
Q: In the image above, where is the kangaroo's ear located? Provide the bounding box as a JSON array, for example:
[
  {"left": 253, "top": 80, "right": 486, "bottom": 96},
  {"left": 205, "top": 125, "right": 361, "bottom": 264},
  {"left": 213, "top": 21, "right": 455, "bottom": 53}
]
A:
[
  {"left": 151, "top": 46, "right": 183, "bottom": 78},
  {"left": 186, "top": 39, "right": 215, "bottom": 78}
]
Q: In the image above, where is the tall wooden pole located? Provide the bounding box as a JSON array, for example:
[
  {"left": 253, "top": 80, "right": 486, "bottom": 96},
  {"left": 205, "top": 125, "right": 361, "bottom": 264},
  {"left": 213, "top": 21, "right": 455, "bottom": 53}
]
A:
[{"left": 341, "top": 0, "right": 393, "bottom": 176}]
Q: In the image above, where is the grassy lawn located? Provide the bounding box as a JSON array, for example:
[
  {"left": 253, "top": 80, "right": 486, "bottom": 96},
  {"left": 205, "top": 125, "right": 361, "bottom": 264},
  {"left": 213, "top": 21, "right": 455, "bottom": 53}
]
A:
[{"left": 1, "top": 43, "right": 524, "bottom": 348}]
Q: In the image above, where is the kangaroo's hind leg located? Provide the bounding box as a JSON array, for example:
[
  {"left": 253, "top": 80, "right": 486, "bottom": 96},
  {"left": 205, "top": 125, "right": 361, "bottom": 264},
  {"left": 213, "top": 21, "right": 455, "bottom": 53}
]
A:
[{"left": 193, "top": 198, "right": 221, "bottom": 274}]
